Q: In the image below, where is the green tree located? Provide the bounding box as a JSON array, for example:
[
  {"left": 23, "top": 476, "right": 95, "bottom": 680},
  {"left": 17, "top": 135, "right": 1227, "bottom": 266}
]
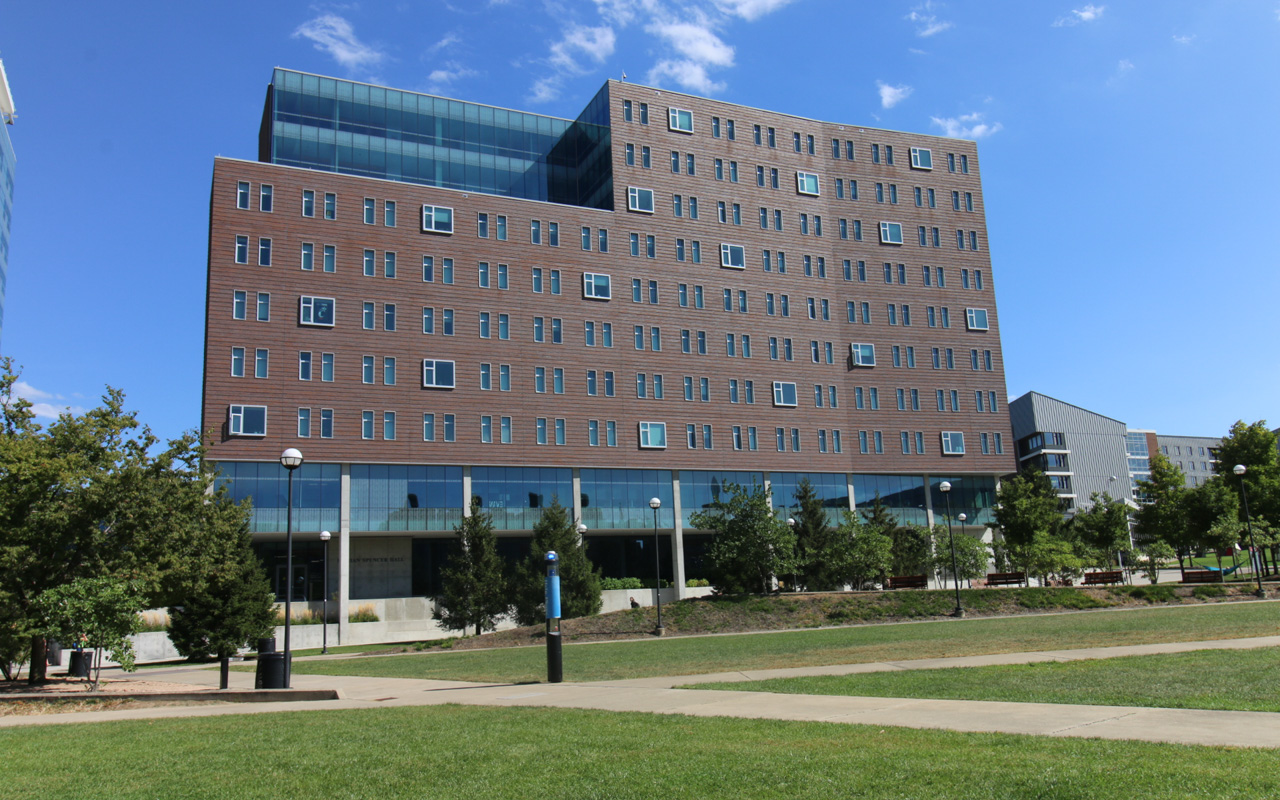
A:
[
  {"left": 1141, "top": 540, "right": 1176, "bottom": 583},
  {"left": 859, "top": 493, "right": 897, "bottom": 538},
  {"left": 511, "top": 498, "right": 602, "bottom": 626},
  {"left": 993, "top": 467, "right": 1061, "bottom": 551},
  {"left": 435, "top": 498, "right": 508, "bottom": 635},
  {"left": 691, "top": 483, "right": 796, "bottom": 594},
  {"left": 792, "top": 479, "right": 844, "bottom": 591},
  {"left": 1214, "top": 421, "right": 1280, "bottom": 522},
  {"left": 0, "top": 359, "right": 253, "bottom": 683},
  {"left": 890, "top": 525, "right": 932, "bottom": 576},
  {"left": 1073, "top": 493, "right": 1133, "bottom": 568},
  {"left": 839, "top": 512, "right": 892, "bottom": 590},
  {"left": 167, "top": 524, "right": 275, "bottom": 662},
  {"left": 1133, "top": 453, "right": 1192, "bottom": 567},
  {"left": 930, "top": 525, "right": 990, "bottom": 587},
  {"left": 1185, "top": 477, "right": 1240, "bottom": 570},
  {"left": 34, "top": 576, "right": 144, "bottom": 690}
]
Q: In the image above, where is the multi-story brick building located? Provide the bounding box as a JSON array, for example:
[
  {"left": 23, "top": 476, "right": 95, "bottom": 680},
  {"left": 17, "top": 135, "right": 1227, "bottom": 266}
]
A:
[{"left": 203, "top": 69, "right": 1015, "bottom": 636}]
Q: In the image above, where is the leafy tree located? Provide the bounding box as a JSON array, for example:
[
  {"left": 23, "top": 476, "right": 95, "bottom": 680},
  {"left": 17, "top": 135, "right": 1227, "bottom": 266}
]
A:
[
  {"left": 839, "top": 512, "right": 892, "bottom": 590},
  {"left": 1141, "top": 540, "right": 1176, "bottom": 584},
  {"left": 1185, "top": 478, "right": 1240, "bottom": 569},
  {"left": 1133, "top": 453, "right": 1192, "bottom": 566},
  {"left": 435, "top": 498, "right": 508, "bottom": 635},
  {"left": 1214, "top": 421, "right": 1280, "bottom": 523},
  {"left": 890, "top": 525, "right": 932, "bottom": 576},
  {"left": 993, "top": 467, "right": 1061, "bottom": 551},
  {"left": 792, "top": 479, "right": 844, "bottom": 591},
  {"left": 0, "top": 359, "right": 253, "bottom": 683},
  {"left": 691, "top": 483, "right": 796, "bottom": 594},
  {"left": 930, "top": 525, "right": 990, "bottom": 587},
  {"left": 34, "top": 576, "right": 143, "bottom": 690},
  {"left": 1073, "top": 493, "right": 1132, "bottom": 568},
  {"left": 167, "top": 524, "right": 275, "bottom": 662},
  {"left": 511, "top": 498, "right": 602, "bottom": 626}
]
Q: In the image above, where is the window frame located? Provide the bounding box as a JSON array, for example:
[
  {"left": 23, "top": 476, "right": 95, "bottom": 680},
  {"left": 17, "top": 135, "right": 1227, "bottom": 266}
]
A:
[
  {"left": 421, "top": 359, "right": 457, "bottom": 389},
  {"left": 796, "top": 171, "right": 821, "bottom": 196},
  {"left": 420, "top": 204, "right": 454, "bottom": 234},
  {"left": 668, "top": 107, "right": 694, "bottom": 133},
  {"left": 298, "top": 295, "right": 336, "bottom": 327}
]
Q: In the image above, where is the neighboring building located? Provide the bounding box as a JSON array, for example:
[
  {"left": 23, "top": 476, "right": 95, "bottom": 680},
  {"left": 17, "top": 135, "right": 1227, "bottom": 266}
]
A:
[
  {"left": 203, "top": 70, "right": 1016, "bottom": 633},
  {"left": 1154, "top": 434, "right": 1220, "bottom": 488},
  {"left": 1009, "top": 392, "right": 1134, "bottom": 512},
  {"left": 0, "top": 58, "right": 15, "bottom": 352}
]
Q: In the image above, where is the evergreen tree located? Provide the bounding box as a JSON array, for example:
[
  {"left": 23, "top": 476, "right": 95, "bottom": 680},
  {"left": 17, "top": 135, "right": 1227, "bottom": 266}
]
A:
[
  {"left": 168, "top": 525, "right": 275, "bottom": 661},
  {"left": 792, "top": 478, "right": 844, "bottom": 591},
  {"left": 692, "top": 483, "right": 796, "bottom": 594},
  {"left": 859, "top": 493, "right": 897, "bottom": 537},
  {"left": 891, "top": 525, "right": 932, "bottom": 576},
  {"left": 511, "top": 498, "right": 602, "bottom": 627},
  {"left": 435, "top": 498, "right": 508, "bottom": 636}
]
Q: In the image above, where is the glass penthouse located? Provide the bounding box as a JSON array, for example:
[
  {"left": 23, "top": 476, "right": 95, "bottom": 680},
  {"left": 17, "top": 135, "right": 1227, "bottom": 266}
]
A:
[{"left": 204, "top": 69, "right": 1014, "bottom": 637}]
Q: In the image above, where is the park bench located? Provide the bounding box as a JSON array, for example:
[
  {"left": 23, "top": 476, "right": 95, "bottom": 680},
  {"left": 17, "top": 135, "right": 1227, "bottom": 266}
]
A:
[
  {"left": 1181, "top": 570, "right": 1223, "bottom": 584},
  {"left": 887, "top": 574, "right": 928, "bottom": 590},
  {"left": 985, "top": 572, "right": 1026, "bottom": 587},
  {"left": 1083, "top": 570, "right": 1124, "bottom": 586}
]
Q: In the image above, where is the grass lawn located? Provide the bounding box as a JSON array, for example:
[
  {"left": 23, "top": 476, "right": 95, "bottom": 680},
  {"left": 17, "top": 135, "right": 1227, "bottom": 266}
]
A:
[
  {"left": 696, "top": 647, "right": 1280, "bottom": 712},
  {"left": 284, "top": 600, "right": 1280, "bottom": 684},
  {"left": 2, "top": 705, "right": 1278, "bottom": 799}
]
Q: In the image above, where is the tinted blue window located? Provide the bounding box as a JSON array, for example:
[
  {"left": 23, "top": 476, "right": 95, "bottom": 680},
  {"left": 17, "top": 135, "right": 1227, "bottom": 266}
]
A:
[
  {"left": 580, "top": 469, "right": 674, "bottom": 530},
  {"left": 349, "top": 465, "right": 464, "bottom": 532},
  {"left": 213, "top": 462, "right": 341, "bottom": 533},
  {"left": 471, "top": 466, "right": 573, "bottom": 530}
]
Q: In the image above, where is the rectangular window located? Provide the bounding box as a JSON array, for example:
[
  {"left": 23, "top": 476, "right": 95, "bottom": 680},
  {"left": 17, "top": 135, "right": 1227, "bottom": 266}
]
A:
[
  {"left": 639, "top": 421, "right": 667, "bottom": 449},
  {"left": 851, "top": 343, "right": 875, "bottom": 367},
  {"left": 720, "top": 243, "right": 746, "bottom": 269},
  {"left": 260, "top": 188, "right": 275, "bottom": 214},
  {"left": 773, "top": 381, "right": 798, "bottom": 407},
  {"left": 422, "top": 359, "right": 456, "bottom": 389},
  {"left": 421, "top": 205, "right": 453, "bottom": 234},
  {"left": 879, "top": 222, "right": 904, "bottom": 245},
  {"left": 796, "top": 171, "right": 820, "bottom": 196},
  {"left": 383, "top": 412, "right": 396, "bottom": 441},
  {"left": 942, "top": 431, "right": 966, "bottom": 455},
  {"left": 299, "top": 296, "right": 335, "bottom": 327},
  {"left": 668, "top": 107, "right": 694, "bottom": 132},
  {"left": 384, "top": 201, "right": 396, "bottom": 227},
  {"left": 297, "top": 407, "right": 311, "bottom": 438},
  {"left": 228, "top": 405, "right": 267, "bottom": 437},
  {"left": 236, "top": 182, "right": 250, "bottom": 210},
  {"left": 910, "top": 147, "right": 933, "bottom": 170},
  {"left": 364, "top": 198, "right": 376, "bottom": 224},
  {"left": 966, "top": 308, "right": 990, "bottom": 330},
  {"left": 323, "top": 193, "right": 335, "bottom": 220},
  {"left": 302, "top": 190, "right": 315, "bottom": 217},
  {"left": 549, "top": 222, "right": 559, "bottom": 247},
  {"left": 583, "top": 272, "right": 611, "bottom": 300}
]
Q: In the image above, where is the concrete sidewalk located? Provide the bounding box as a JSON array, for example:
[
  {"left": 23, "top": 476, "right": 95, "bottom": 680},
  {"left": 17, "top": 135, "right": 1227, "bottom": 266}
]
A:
[{"left": 5, "top": 636, "right": 1280, "bottom": 750}]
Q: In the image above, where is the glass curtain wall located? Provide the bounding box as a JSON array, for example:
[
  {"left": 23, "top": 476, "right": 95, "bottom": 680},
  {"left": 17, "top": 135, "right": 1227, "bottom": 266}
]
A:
[
  {"left": 349, "top": 465, "right": 463, "bottom": 532},
  {"left": 214, "top": 461, "right": 341, "bottom": 533}
]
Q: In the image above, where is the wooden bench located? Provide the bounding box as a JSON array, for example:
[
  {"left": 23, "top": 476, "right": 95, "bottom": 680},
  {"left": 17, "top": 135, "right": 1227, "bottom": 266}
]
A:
[
  {"left": 887, "top": 574, "right": 928, "bottom": 590},
  {"left": 1083, "top": 570, "right": 1124, "bottom": 586},
  {"left": 1182, "top": 570, "right": 1223, "bottom": 584},
  {"left": 985, "top": 572, "right": 1026, "bottom": 587}
]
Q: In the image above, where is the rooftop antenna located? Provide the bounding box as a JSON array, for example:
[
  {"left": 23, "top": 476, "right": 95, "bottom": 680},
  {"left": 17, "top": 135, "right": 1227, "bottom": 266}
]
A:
[{"left": 621, "top": 71, "right": 627, "bottom": 82}]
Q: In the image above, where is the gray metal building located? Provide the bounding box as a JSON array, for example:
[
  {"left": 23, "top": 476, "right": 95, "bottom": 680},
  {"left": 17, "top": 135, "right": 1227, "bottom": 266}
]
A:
[
  {"left": 1155, "top": 435, "right": 1220, "bottom": 488},
  {"left": 1009, "top": 392, "right": 1135, "bottom": 512}
]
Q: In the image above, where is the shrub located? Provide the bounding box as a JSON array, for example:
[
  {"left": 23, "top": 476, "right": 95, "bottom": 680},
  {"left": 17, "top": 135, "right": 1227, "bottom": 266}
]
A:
[
  {"left": 601, "top": 578, "right": 643, "bottom": 590},
  {"left": 686, "top": 579, "right": 711, "bottom": 588},
  {"left": 1193, "top": 584, "right": 1228, "bottom": 600},
  {"left": 348, "top": 604, "right": 380, "bottom": 623},
  {"left": 1112, "top": 585, "right": 1179, "bottom": 604}
]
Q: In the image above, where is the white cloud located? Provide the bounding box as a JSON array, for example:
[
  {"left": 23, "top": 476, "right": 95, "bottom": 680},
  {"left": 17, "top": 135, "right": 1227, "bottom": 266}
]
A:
[
  {"left": 548, "top": 24, "right": 617, "bottom": 73},
  {"left": 714, "top": 0, "right": 797, "bottom": 21},
  {"left": 1172, "top": 34, "right": 1195, "bottom": 45},
  {"left": 426, "top": 62, "right": 479, "bottom": 94},
  {"left": 1053, "top": 4, "right": 1105, "bottom": 27},
  {"left": 646, "top": 59, "right": 726, "bottom": 94},
  {"left": 11, "top": 380, "right": 87, "bottom": 420},
  {"left": 428, "top": 33, "right": 461, "bottom": 54},
  {"left": 931, "top": 112, "right": 1003, "bottom": 139},
  {"left": 648, "top": 20, "right": 735, "bottom": 67},
  {"left": 529, "top": 76, "right": 562, "bottom": 103},
  {"left": 292, "top": 14, "right": 387, "bottom": 71},
  {"left": 1117, "top": 58, "right": 1134, "bottom": 71},
  {"left": 877, "top": 81, "right": 913, "bottom": 109},
  {"left": 906, "top": 2, "right": 953, "bottom": 36}
]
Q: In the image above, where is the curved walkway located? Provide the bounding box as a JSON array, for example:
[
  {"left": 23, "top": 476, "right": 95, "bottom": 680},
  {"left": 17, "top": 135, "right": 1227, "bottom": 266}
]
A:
[{"left": 4, "top": 635, "right": 1279, "bottom": 749}]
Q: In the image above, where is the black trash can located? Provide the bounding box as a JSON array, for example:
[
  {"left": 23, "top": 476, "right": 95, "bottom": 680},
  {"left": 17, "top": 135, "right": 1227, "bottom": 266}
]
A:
[
  {"left": 46, "top": 639, "right": 63, "bottom": 667},
  {"left": 68, "top": 650, "right": 92, "bottom": 679},
  {"left": 255, "top": 652, "right": 287, "bottom": 689},
  {"left": 257, "top": 637, "right": 277, "bottom": 653}
]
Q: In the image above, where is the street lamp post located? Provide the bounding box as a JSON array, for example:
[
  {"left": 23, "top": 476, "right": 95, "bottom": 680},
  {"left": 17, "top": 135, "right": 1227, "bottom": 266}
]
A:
[
  {"left": 939, "top": 481, "right": 964, "bottom": 617},
  {"left": 649, "top": 497, "right": 664, "bottom": 635},
  {"left": 1233, "top": 465, "right": 1266, "bottom": 597},
  {"left": 957, "top": 513, "right": 968, "bottom": 589},
  {"left": 319, "top": 530, "right": 331, "bottom": 654},
  {"left": 787, "top": 517, "right": 796, "bottom": 592},
  {"left": 280, "top": 448, "right": 304, "bottom": 687}
]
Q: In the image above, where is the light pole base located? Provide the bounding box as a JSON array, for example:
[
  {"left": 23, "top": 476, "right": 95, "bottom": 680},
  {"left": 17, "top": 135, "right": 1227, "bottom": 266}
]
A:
[
  {"left": 654, "top": 626, "right": 666, "bottom": 637},
  {"left": 1255, "top": 588, "right": 1267, "bottom": 599},
  {"left": 952, "top": 608, "right": 966, "bottom": 618}
]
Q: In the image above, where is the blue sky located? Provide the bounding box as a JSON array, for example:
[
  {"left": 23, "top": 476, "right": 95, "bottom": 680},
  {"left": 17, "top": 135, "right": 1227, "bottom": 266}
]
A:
[{"left": 3, "top": 1, "right": 1278, "bottom": 444}]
